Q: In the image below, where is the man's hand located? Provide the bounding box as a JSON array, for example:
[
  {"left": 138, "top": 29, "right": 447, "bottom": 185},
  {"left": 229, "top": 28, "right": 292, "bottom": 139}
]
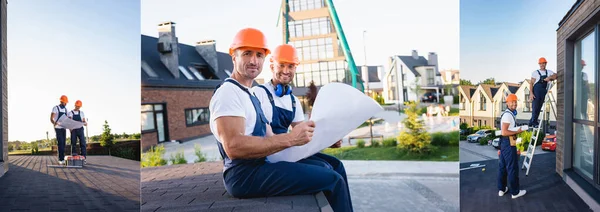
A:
[
  {"left": 329, "top": 140, "right": 342, "bottom": 148},
  {"left": 530, "top": 92, "right": 535, "bottom": 101},
  {"left": 289, "top": 120, "right": 315, "bottom": 146},
  {"left": 544, "top": 78, "right": 551, "bottom": 82},
  {"left": 516, "top": 127, "right": 523, "bottom": 134}
]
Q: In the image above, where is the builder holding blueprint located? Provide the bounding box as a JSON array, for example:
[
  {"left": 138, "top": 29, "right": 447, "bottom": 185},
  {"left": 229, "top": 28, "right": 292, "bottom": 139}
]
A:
[
  {"left": 50, "top": 95, "right": 70, "bottom": 165},
  {"left": 209, "top": 28, "right": 354, "bottom": 212},
  {"left": 498, "top": 94, "right": 526, "bottom": 199}
]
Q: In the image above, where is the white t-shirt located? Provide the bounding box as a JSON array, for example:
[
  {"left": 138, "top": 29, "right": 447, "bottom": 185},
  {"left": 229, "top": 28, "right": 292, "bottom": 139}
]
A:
[
  {"left": 531, "top": 69, "right": 556, "bottom": 84},
  {"left": 67, "top": 110, "right": 86, "bottom": 121},
  {"left": 500, "top": 110, "right": 516, "bottom": 129},
  {"left": 210, "top": 78, "right": 263, "bottom": 144},
  {"left": 251, "top": 81, "right": 305, "bottom": 124},
  {"left": 52, "top": 106, "right": 70, "bottom": 129}
]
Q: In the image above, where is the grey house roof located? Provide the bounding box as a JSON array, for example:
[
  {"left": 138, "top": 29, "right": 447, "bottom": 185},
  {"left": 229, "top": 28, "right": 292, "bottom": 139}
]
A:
[
  {"left": 357, "top": 65, "right": 381, "bottom": 82},
  {"left": 141, "top": 35, "right": 233, "bottom": 89},
  {"left": 396, "top": 56, "right": 442, "bottom": 77}
]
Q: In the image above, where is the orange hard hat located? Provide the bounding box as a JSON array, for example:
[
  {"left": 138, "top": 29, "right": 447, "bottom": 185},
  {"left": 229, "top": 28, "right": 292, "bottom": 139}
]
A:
[
  {"left": 270, "top": 44, "right": 299, "bottom": 64},
  {"left": 506, "top": 94, "right": 517, "bottom": 102},
  {"left": 60, "top": 95, "right": 69, "bottom": 103},
  {"left": 582, "top": 60, "right": 586, "bottom": 66},
  {"left": 538, "top": 57, "right": 547, "bottom": 64},
  {"left": 229, "top": 28, "right": 270, "bottom": 56},
  {"left": 75, "top": 100, "right": 82, "bottom": 107}
]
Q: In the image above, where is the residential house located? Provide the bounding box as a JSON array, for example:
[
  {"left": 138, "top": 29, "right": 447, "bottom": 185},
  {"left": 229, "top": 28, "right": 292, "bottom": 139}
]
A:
[
  {"left": 441, "top": 69, "right": 460, "bottom": 95},
  {"left": 360, "top": 65, "right": 385, "bottom": 98},
  {"left": 141, "top": 22, "right": 232, "bottom": 151},
  {"left": 555, "top": 0, "right": 600, "bottom": 208},
  {"left": 383, "top": 50, "right": 443, "bottom": 104},
  {"left": 0, "top": 0, "right": 6, "bottom": 178},
  {"left": 458, "top": 85, "right": 476, "bottom": 125}
]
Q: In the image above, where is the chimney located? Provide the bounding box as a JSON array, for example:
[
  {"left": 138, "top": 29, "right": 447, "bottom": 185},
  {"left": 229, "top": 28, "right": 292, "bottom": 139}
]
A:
[
  {"left": 195, "top": 40, "right": 218, "bottom": 74},
  {"left": 157, "top": 21, "right": 180, "bottom": 78},
  {"left": 411, "top": 50, "right": 418, "bottom": 60},
  {"left": 427, "top": 52, "right": 438, "bottom": 66}
]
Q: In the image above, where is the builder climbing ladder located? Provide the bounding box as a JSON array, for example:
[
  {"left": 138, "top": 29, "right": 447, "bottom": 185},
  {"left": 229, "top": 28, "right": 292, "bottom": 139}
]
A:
[{"left": 521, "top": 82, "right": 557, "bottom": 176}]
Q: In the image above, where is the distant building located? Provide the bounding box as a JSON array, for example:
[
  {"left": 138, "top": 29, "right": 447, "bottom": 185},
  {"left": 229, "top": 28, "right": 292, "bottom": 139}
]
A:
[
  {"left": 556, "top": 0, "right": 600, "bottom": 208},
  {"left": 383, "top": 50, "right": 443, "bottom": 104},
  {"left": 440, "top": 69, "right": 460, "bottom": 95},
  {"left": 140, "top": 22, "right": 232, "bottom": 150},
  {"left": 360, "top": 65, "right": 385, "bottom": 98}
]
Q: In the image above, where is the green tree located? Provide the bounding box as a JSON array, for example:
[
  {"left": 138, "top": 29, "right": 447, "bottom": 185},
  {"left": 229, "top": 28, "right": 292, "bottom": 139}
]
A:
[
  {"left": 373, "top": 94, "right": 385, "bottom": 105},
  {"left": 460, "top": 79, "right": 473, "bottom": 86},
  {"left": 100, "top": 120, "right": 115, "bottom": 156},
  {"left": 410, "top": 79, "right": 423, "bottom": 102},
  {"left": 480, "top": 78, "right": 496, "bottom": 85},
  {"left": 8, "top": 144, "right": 13, "bottom": 152},
  {"left": 141, "top": 145, "right": 167, "bottom": 167},
  {"left": 397, "top": 102, "right": 432, "bottom": 154}
]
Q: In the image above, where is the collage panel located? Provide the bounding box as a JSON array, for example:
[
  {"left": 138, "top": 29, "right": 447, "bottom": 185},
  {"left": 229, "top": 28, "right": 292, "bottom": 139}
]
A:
[
  {"left": 140, "top": 0, "right": 460, "bottom": 211},
  {"left": 0, "top": 1, "right": 141, "bottom": 212},
  {"left": 460, "top": 0, "right": 599, "bottom": 211}
]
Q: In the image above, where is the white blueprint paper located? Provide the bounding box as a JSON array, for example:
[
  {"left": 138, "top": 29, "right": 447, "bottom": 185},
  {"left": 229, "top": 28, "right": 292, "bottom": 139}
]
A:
[
  {"left": 57, "top": 115, "right": 85, "bottom": 130},
  {"left": 266, "top": 83, "right": 384, "bottom": 163}
]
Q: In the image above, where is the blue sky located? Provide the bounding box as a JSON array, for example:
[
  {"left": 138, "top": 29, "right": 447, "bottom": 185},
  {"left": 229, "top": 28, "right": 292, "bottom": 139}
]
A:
[
  {"left": 460, "top": 0, "right": 576, "bottom": 84},
  {"left": 8, "top": 0, "right": 140, "bottom": 141},
  {"left": 141, "top": 0, "right": 459, "bottom": 81}
]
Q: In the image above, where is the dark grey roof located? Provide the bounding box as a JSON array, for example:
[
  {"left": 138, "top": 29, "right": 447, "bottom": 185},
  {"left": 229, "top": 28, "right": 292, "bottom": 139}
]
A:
[
  {"left": 507, "top": 85, "right": 519, "bottom": 94},
  {"left": 141, "top": 35, "right": 233, "bottom": 89},
  {"left": 357, "top": 65, "right": 381, "bottom": 82},
  {"left": 396, "top": 56, "right": 442, "bottom": 77},
  {"left": 490, "top": 87, "right": 499, "bottom": 97},
  {"left": 558, "top": 0, "right": 584, "bottom": 29}
]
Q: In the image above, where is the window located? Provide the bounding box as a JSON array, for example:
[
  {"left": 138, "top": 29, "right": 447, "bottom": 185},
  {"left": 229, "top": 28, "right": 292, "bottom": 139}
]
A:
[
  {"left": 573, "top": 123, "right": 595, "bottom": 179},
  {"left": 141, "top": 104, "right": 166, "bottom": 142},
  {"left": 427, "top": 68, "right": 435, "bottom": 85},
  {"left": 523, "top": 88, "right": 531, "bottom": 112},
  {"left": 295, "top": 60, "right": 346, "bottom": 88},
  {"left": 289, "top": 0, "right": 326, "bottom": 13},
  {"left": 225, "top": 69, "right": 232, "bottom": 76},
  {"left": 190, "top": 65, "right": 219, "bottom": 80},
  {"left": 178, "top": 66, "right": 194, "bottom": 80},
  {"left": 287, "top": 16, "right": 332, "bottom": 38},
  {"left": 502, "top": 92, "right": 508, "bottom": 111},
  {"left": 460, "top": 93, "right": 466, "bottom": 110},
  {"left": 574, "top": 31, "right": 595, "bottom": 121},
  {"left": 142, "top": 61, "right": 158, "bottom": 77},
  {"left": 185, "top": 108, "right": 210, "bottom": 126},
  {"left": 480, "top": 92, "right": 486, "bottom": 111}
]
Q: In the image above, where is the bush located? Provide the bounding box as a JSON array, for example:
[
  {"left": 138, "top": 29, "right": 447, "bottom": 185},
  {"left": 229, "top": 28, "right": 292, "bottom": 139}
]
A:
[
  {"left": 141, "top": 145, "right": 167, "bottom": 167},
  {"left": 170, "top": 151, "right": 187, "bottom": 165},
  {"left": 374, "top": 95, "right": 385, "bottom": 105},
  {"left": 194, "top": 144, "right": 207, "bottom": 163},
  {"left": 382, "top": 137, "right": 397, "bottom": 147},
  {"left": 460, "top": 123, "right": 468, "bottom": 130},
  {"left": 371, "top": 140, "right": 381, "bottom": 148},
  {"left": 453, "top": 95, "right": 459, "bottom": 104},
  {"left": 460, "top": 135, "right": 468, "bottom": 141},
  {"left": 357, "top": 140, "right": 365, "bottom": 148},
  {"left": 396, "top": 102, "right": 432, "bottom": 154},
  {"left": 430, "top": 132, "right": 449, "bottom": 146},
  {"left": 112, "top": 147, "right": 136, "bottom": 160},
  {"left": 479, "top": 137, "right": 490, "bottom": 145}
]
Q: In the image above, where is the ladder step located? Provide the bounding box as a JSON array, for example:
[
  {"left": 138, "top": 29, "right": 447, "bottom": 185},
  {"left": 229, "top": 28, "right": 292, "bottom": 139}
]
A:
[{"left": 523, "top": 162, "right": 530, "bottom": 169}]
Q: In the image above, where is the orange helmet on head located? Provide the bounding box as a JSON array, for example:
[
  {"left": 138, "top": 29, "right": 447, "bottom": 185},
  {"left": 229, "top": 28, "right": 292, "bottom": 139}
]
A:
[
  {"left": 75, "top": 100, "right": 82, "bottom": 107},
  {"left": 506, "top": 94, "right": 517, "bottom": 102},
  {"left": 60, "top": 95, "right": 69, "bottom": 103},
  {"left": 538, "top": 57, "right": 547, "bottom": 64},
  {"left": 270, "top": 44, "right": 299, "bottom": 65},
  {"left": 229, "top": 28, "right": 270, "bottom": 56},
  {"left": 582, "top": 59, "right": 586, "bottom": 66}
]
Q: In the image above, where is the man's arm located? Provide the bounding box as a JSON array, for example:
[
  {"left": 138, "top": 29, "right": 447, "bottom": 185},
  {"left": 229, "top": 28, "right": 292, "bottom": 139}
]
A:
[
  {"left": 529, "top": 77, "right": 536, "bottom": 100},
  {"left": 501, "top": 122, "right": 522, "bottom": 136},
  {"left": 216, "top": 116, "right": 314, "bottom": 160},
  {"left": 50, "top": 113, "right": 57, "bottom": 125}
]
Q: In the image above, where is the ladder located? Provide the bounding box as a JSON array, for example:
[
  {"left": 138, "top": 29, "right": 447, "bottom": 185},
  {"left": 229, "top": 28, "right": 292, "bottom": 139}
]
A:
[{"left": 521, "top": 82, "right": 557, "bottom": 176}]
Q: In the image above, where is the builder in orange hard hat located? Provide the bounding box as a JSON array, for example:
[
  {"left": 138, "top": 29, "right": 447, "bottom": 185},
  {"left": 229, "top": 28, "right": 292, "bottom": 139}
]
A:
[
  {"left": 580, "top": 59, "right": 590, "bottom": 119},
  {"left": 50, "top": 95, "right": 70, "bottom": 165},
  {"left": 498, "top": 94, "right": 526, "bottom": 199},
  {"left": 528, "top": 57, "right": 557, "bottom": 127},
  {"left": 68, "top": 100, "right": 88, "bottom": 163},
  {"left": 210, "top": 30, "right": 352, "bottom": 212}
]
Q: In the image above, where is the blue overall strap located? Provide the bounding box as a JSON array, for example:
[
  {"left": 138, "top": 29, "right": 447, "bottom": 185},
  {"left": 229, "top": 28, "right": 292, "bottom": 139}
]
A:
[
  {"left": 291, "top": 94, "right": 296, "bottom": 117},
  {"left": 501, "top": 110, "right": 516, "bottom": 128},
  {"left": 258, "top": 85, "right": 274, "bottom": 105}
]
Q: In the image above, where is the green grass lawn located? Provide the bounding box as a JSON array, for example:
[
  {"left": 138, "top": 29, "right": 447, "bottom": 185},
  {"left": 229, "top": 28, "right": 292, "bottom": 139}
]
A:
[
  {"left": 321, "top": 146, "right": 458, "bottom": 161},
  {"left": 9, "top": 148, "right": 52, "bottom": 155}
]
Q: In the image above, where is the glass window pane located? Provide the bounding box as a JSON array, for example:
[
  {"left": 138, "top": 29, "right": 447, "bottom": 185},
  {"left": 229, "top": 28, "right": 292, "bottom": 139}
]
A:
[
  {"left": 156, "top": 113, "right": 165, "bottom": 141},
  {"left": 318, "top": 38, "right": 325, "bottom": 45},
  {"left": 305, "top": 72, "right": 313, "bottom": 86},
  {"left": 141, "top": 105, "right": 153, "bottom": 112},
  {"left": 310, "top": 39, "right": 317, "bottom": 46},
  {"left": 303, "top": 39, "right": 310, "bottom": 46},
  {"left": 573, "top": 31, "right": 595, "bottom": 121},
  {"left": 326, "top": 37, "right": 332, "bottom": 44},
  {"left": 572, "top": 123, "right": 594, "bottom": 179},
  {"left": 320, "top": 61, "right": 328, "bottom": 70},
  {"left": 326, "top": 51, "right": 334, "bottom": 59},
  {"left": 328, "top": 61, "right": 336, "bottom": 70},
  {"left": 312, "top": 63, "right": 319, "bottom": 71},
  {"left": 321, "top": 71, "right": 329, "bottom": 84},
  {"left": 154, "top": 104, "right": 163, "bottom": 111},
  {"left": 141, "top": 112, "right": 155, "bottom": 131}
]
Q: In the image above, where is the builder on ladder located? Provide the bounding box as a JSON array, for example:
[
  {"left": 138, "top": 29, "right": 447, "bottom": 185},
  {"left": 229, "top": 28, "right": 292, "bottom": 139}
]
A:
[
  {"left": 528, "top": 57, "right": 557, "bottom": 128},
  {"left": 498, "top": 94, "right": 527, "bottom": 199},
  {"left": 50, "top": 95, "right": 70, "bottom": 165},
  {"left": 68, "top": 100, "right": 88, "bottom": 164}
]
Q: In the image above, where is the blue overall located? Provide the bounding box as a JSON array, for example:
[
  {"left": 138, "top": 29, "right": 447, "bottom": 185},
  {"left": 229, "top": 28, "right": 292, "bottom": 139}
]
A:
[
  {"left": 54, "top": 105, "right": 67, "bottom": 161},
  {"left": 529, "top": 70, "right": 548, "bottom": 126},
  {"left": 498, "top": 110, "right": 520, "bottom": 195},
  {"left": 215, "top": 79, "right": 353, "bottom": 212},
  {"left": 70, "top": 111, "right": 86, "bottom": 157}
]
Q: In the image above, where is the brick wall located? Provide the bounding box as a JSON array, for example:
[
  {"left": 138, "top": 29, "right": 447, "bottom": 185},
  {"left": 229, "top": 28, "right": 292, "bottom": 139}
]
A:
[
  {"left": 556, "top": 0, "right": 600, "bottom": 176},
  {"left": 141, "top": 87, "right": 212, "bottom": 143},
  {"left": 1, "top": 0, "right": 7, "bottom": 175},
  {"left": 141, "top": 131, "right": 157, "bottom": 151}
]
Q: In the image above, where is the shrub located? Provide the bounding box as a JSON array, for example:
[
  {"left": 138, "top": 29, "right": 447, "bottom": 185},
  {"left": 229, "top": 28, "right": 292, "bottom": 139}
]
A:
[
  {"left": 141, "top": 145, "right": 167, "bottom": 167},
  {"left": 194, "top": 144, "right": 207, "bottom": 163},
  {"left": 357, "top": 140, "right": 365, "bottom": 148},
  {"left": 382, "top": 137, "right": 397, "bottom": 147},
  {"left": 479, "top": 137, "right": 490, "bottom": 146},
  {"left": 430, "top": 132, "right": 449, "bottom": 146},
  {"left": 460, "top": 135, "right": 468, "bottom": 141},
  {"left": 112, "top": 147, "right": 136, "bottom": 160},
  {"left": 460, "top": 123, "right": 468, "bottom": 130},
  {"left": 453, "top": 95, "right": 459, "bottom": 104},
  {"left": 170, "top": 151, "right": 187, "bottom": 165},
  {"left": 396, "top": 102, "right": 432, "bottom": 154},
  {"left": 370, "top": 140, "right": 380, "bottom": 148}
]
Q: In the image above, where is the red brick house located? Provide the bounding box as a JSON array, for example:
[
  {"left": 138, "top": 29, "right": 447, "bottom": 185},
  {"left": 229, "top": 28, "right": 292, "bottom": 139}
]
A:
[
  {"left": 556, "top": 0, "right": 600, "bottom": 209},
  {"left": 141, "top": 22, "right": 232, "bottom": 151}
]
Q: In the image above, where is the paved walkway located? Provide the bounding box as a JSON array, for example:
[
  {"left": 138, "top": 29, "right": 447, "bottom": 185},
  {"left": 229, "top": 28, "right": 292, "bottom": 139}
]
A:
[
  {"left": 0, "top": 155, "right": 140, "bottom": 212},
  {"left": 459, "top": 140, "right": 550, "bottom": 164},
  {"left": 460, "top": 153, "right": 592, "bottom": 212}
]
